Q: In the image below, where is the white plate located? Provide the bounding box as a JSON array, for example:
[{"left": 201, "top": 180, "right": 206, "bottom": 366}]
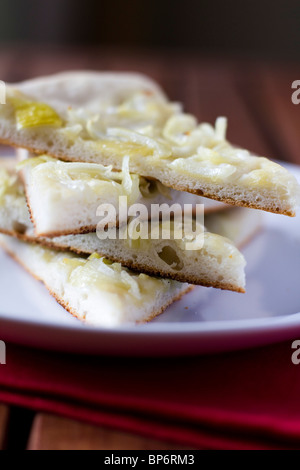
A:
[{"left": 1, "top": 162, "right": 300, "bottom": 357}]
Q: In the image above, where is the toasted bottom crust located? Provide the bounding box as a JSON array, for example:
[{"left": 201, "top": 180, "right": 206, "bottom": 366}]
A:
[
  {"left": 0, "top": 228, "right": 63, "bottom": 249},
  {"left": 166, "top": 182, "right": 295, "bottom": 217},
  {"left": 51, "top": 284, "right": 194, "bottom": 325},
  {"left": 0, "top": 137, "right": 295, "bottom": 217},
  {"left": 50, "top": 244, "right": 245, "bottom": 293},
  {"left": 0, "top": 228, "right": 245, "bottom": 293},
  {"left": 36, "top": 225, "right": 100, "bottom": 239},
  {"left": 1, "top": 223, "right": 261, "bottom": 254},
  {"left": 0, "top": 239, "right": 193, "bottom": 325}
]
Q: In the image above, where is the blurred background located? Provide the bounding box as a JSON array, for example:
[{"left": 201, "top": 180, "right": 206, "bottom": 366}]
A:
[
  {"left": 0, "top": 0, "right": 299, "bottom": 161},
  {"left": 0, "top": 0, "right": 299, "bottom": 60}
]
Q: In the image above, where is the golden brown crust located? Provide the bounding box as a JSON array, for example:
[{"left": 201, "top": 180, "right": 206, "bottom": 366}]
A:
[
  {"left": 0, "top": 137, "right": 294, "bottom": 217},
  {"left": 0, "top": 228, "right": 76, "bottom": 252},
  {"left": 0, "top": 241, "right": 193, "bottom": 325},
  {"left": 0, "top": 227, "right": 245, "bottom": 292},
  {"left": 0, "top": 240, "right": 88, "bottom": 323},
  {"left": 37, "top": 225, "right": 100, "bottom": 238},
  {"left": 24, "top": 188, "right": 37, "bottom": 228},
  {"left": 163, "top": 181, "right": 295, "bottom": 217},
  {"left": 101, "top": 258, "right": 245, "bottom": 293},
  {"left": 50, "top": 284, "right": 194, "bottom": 325},
  {"left": 48, "top": 290, "right": 87, "bottom": 323},
  {"left": 35, "top": 237, "right": 245, "bottom": 292},
  {"left": 0, "top": 228, "right": 36, "bottom": 242}
]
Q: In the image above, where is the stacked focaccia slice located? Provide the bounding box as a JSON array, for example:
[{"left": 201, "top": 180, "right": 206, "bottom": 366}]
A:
[
  {"left": 18, "top": 151, "right": 228, "bottom": 237},
  {"left": 0, "top": 158, "right": 248, "bottom": 295},
  {"left": 0, "top": 233, "right": 194, "bottom": 328},
  {"left": 0, "top": 71, "right": 299, "bottom": 215},
  {"left": 0, "top": 155, "right": 249, "bottom": 326},
  {"left": 0, "top": 71, "right": 298, "bottom": 327}
]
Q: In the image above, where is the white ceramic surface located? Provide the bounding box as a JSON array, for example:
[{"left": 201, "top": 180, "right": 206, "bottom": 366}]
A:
[{"left": 1, "top": 161, "right": 300, "bottom": 356}]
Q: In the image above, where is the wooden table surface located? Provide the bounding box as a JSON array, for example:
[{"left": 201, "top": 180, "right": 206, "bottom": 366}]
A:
[{"left": 0, "top": 46, "right": 299, "bottom": 450}]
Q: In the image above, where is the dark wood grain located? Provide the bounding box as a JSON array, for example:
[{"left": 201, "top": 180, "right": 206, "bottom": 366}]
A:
[
  {"left": 253, "top": 65, "right": 300, "bottom": 164},
  {"left": 27, "top": 413, "right": 192, "bottom": 451},
  {"left": 0, "top": 405, "right": 9, "bottom": 450},
  {"left": 0, "top": 47, "right": 277, "bottom": 159},
  {"left": 173, "top": 58, "right": 273, "bottom": 157},
  {"left": 233, "top": 62, "right": 300, "bottom": 164}
]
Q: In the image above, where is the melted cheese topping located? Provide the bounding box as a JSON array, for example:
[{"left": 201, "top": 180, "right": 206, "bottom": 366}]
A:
[
  {"left": 19, "top": 155, "right": 142, "bottom": 206},
  {"left": 61, "top": 253, "right": 170, "bottom": 307},
  {"left": 0, "top": 167, "right": 25, "bottom": 208},
  {"left": 18, "top": 155, "right": 172, "bottom": 207},
  {"left": 0, "top": 166, "right": 31, "bottom": 228},
  {"left": 6, "top": 89, "right": 300, "bottom": 200}
]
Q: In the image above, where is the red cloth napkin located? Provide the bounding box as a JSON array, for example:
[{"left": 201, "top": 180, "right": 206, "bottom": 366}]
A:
[{"left": 0, "top": 340, "right": 300, "bottom": 449}]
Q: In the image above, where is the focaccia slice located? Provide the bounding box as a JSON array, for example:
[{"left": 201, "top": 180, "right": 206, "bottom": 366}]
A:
[
  {"left": 19, "top": 152, "right": 228, "bottom": 238},
  {"left": 48, "top": 225, "right": 247, "bottom": 292},
  {"left": 0, "top": 159, "right": 246, "bottom": 292},
  {"left": 0, "top": 72, "right": 298, "bottom": 216},
  {"left": 0, "top": 234, "right": 192, "bottom": 327}
]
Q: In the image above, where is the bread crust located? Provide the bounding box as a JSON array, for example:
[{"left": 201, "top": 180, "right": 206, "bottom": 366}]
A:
[
  {"left": 47, "top": 243, "right": 245, "bottom": 293},
  {"left": 0, "top": 227, "right": 245, "bottom": 292},
  {"left": 0, "top": 240, "right": 193, "bottom": 325},
  {"left": 51, "top": 284, "right": 194, "bottom": 325},
  {"left": 0, "top": 137, "right": 295, "bottom": 217},
  {"left": 22, "top": 176, "right": 104, "bottom": 237}
]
